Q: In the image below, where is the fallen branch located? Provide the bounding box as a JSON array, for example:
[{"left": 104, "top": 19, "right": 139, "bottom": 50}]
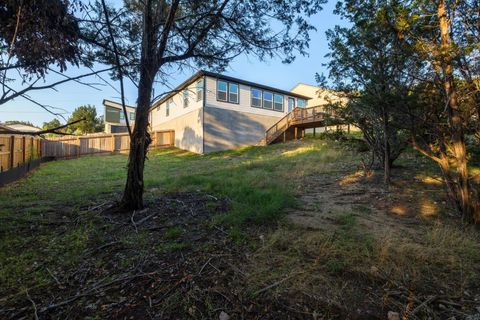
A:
[
  {"left": 253, "top": 272, "right": 303, "bottom": 296},
  {"left": 131, "top": 210, "right": 138, "bottom": 233},
  {"left": 39, "top": 272, "right": 156, "bottom": 313},
  {"left": 25, "top": 289, "right": 39, "bottom": 320}
]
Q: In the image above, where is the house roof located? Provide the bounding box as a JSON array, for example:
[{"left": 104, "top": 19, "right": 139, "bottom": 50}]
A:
[
  {"left": 0, "top": 123, "right": 15, "bottom": 133},
  {"left": 150, "top": 70, "right": 312, "bottom": 110},
  {"left": 103, "top": 99, "right": 136, "bottom": 110},
  {"left": 0, "top": 123, "right": 40, "bottom": 133}
]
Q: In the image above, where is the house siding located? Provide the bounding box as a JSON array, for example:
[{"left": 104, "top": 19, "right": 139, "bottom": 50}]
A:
[
  {"left": 150, "top": 79, "right": 204, "bottom": 153},
  {"left": 202, "top": 107, "right": 279, "bottom": 153}
]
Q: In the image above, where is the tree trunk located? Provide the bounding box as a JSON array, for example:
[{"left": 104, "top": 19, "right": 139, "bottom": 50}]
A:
[
  {"left": 121, "top": 0, "right": 156, "bottom": 210},
  {"left": 437, "top": 0, "right": 473, "bottom": 222},
  {"left": 121, "top": 73, "right": 153, "bottom": 209},
  {"left": 382, "top": 107, "right": 391, "bottom": 185}
]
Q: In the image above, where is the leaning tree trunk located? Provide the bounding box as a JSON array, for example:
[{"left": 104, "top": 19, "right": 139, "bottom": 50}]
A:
[
  {"left": 120, "top": 0, "right": 158, "bottom": 210},
  {"left": 121, "top": 73, "right": 154, "bottom": 210},
  {"left": 437, "top": 0, "right": 473, "bottom": 222}
]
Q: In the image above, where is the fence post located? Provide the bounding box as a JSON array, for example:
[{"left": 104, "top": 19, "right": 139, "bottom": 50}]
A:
[
  {"left": 22, "top": 136, "right": 26, "bottom": 164},
  {"left": 10, "top": 135, "right": 15, "bottom": 169},
  {"left": 111, "top": 135, "right": 115, "bottom": 152},
  {"left": 76, "top": 137, "right": 81, "bottom": 157}
]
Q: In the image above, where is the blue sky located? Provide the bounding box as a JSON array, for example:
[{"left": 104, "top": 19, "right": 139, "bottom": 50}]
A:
[{"left": 0, "top": 1, "right": 346, "bottom": 127}]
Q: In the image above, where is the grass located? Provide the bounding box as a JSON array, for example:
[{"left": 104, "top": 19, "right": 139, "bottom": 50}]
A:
[
  {"left": 0, "top": 138, "right": 348, "bottom": 292},
  {"left": 1, "top": 134, "right": 479, "bottom": 318}
]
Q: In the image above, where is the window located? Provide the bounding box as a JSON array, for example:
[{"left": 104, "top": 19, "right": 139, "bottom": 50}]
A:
[
  {"left": 229, "top": 83, "right": 239, "bottom": 103},
  {"left": 217, "top": 79, "right": 239, "bottom": 103},
  {"left": 217, "top": 80, "right": 228, "bottom": 101},
  {"left": 297, "top": 98, "right": 307, "bottom": 108},
  {"left": 129, "top": 112, "right": 135, "bottom": 120},
  {"left": 274, "top": 94, "right": 284, "bottom": 111},
  {"left": 288, "top": 97, "right": 295, "bottom": 112},
  {"left": 197, "top": 79, "right": 204, "bottom": 102},
  {"left": 105, "top": 107, "right": 120, "bottom": 123},
  {"left": 263, "top": 91, "right": 273, "bottom": 109},
  {"left": 251, "top": 88, "right": 262, "bottom": 108},
  {"left": 183, "top": 90, "right": 189, "bottom": 108},
  {"left": 166, "top": 98, "right": 172, "bottom": 117},
  {"left": 119, "top": 111, "right": 125, "bottom": 120}
]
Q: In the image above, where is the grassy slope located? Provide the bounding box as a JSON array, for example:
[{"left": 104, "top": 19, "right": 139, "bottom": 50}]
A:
[
  {"left": 0, "top": 139, "right": 345, "bottom": 290},
  {"left": 1, "top": 136, "right": 479, "bottom": 318}
]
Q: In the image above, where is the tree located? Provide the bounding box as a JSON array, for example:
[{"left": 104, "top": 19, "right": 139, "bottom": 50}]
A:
[
  {"left": 403, "top": 0, "right": 480, "bottom": 222},
  {"left": 68, "top": 105, "right": 102, "bottom": 134},
  {"left": 326, "top": 0, "right": 480, "bottom": 222},
  {"left": 324, "top": 0, "right": 421, "bottom": 184},
  {"left": 84, "top": 0, "right": 327, "bottom": 209},
  {"left": 42, "top": 119, "right": 62, "bottom": 131},
  {"left": 0, "top": 0, "right": 117, "bottom": 119}
]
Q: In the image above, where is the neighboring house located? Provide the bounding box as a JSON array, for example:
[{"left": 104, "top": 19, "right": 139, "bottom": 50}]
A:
[
  {"left": 149, "top": 71, "right": 311, "bottom": 154},
  {"left": 291, "top": 83, "right": 347, "bottom": 114},
  {"left": 103, "top": 100, "right": 136, "bottom": 133},
  {"left": 0, "top": 123, "right": 14, "bottom": 133},
  {"left": 0, "top": 123, "right": 40, "bottom": 133}
]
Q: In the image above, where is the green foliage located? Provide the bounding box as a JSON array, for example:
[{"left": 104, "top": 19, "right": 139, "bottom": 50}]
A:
[
  {"left": 324, "top": 0, "right": 421, "bottom": 171},
  {"left": 42, "top": 118, "right": 62, "bottom": 131},
  {"left": 0, "top": 0, "right": 82, "bottom": 76},
  {"left": 68, "top": 105, "right": 103, "bottom": 134}
]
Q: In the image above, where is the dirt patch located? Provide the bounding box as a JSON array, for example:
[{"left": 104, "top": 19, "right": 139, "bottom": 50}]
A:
[
  {"left": 289, "top": 164, "right": 448, "bottom": 239},
  {"left": 280, "top": 165, "right": 480, "bottom": 319}
]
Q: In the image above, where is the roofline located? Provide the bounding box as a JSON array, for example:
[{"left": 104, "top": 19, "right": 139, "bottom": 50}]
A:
[
  {"left": 149, "top": 70, "right": 312, "bottom": 110},
  {"left": 290, "top": 82, "right": 323, "bottom": 91},
  {"left": 103, "top": 99, "right": 136, "bottom": 110}
]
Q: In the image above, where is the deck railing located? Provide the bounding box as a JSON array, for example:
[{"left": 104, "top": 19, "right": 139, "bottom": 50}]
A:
[{"left": 265, "top": 106, "right": 332, "bottom": 144}]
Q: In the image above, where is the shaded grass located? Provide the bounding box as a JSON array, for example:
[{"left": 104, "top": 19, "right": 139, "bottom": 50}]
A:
[
  {"left": 248, "top": 218, "right": 480, "bottom": 314},
  {"left": 0, "top": 138, "right": 349, "bottom": 292}
]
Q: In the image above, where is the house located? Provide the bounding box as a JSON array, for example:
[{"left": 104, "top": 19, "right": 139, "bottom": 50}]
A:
[
  {"left": 103, "top": 100, "right": 136, "bottom": 133},
  {"left": 0, "top": 122, "right": 41, "bottom": 133},
  {"left": 291, "top": 83, "right": 347, "bottom": 112},
  {"left": 291, "top": 83, "right": 350, "bottom": 133},
  {"left": 149, "top": 71, "right": 312, "bottom": 154}
]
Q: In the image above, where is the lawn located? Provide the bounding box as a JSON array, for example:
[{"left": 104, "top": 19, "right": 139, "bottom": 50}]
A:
[{"left": 1, "top": 135, "right": 479, "bottom": 319}]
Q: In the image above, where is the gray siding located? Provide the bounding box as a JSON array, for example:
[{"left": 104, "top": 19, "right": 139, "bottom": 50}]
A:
[
  {"left": 151, "top": 109, "right": 203, "bottom": 154},
  {"left": 203, "top": 106, "right": 279, "bottom": 153}
]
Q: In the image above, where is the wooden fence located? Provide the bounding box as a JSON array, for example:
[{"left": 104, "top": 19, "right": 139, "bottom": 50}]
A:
[
  {"left": 0, "top": 135, "right": 41, "bottom": 172},
  {"left": 41, "top": 130, "right": 175, "bottom": 159},
  {"left": 0, "top": 130, "right": 174, "bottom": 172}
]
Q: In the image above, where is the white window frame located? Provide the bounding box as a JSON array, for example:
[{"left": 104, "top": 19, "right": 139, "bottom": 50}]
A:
[
  {"left": 197, "top": 79, "right": 204, "bottom": 102},
  {"left": 228, "top": 83, "right": 239, "bottom": 104},
  {"left": 217, "top": 80, "right": 228, "bottom": 102},
  {"left": 297, "top": 98, "right": 307, "bottom": 108},
  {"left": 183, "top": 90, "right": 189, "bottom": 108},
  {"left": 263, "top": 91, "right": 273, "bottom": 110},
  {"left": 274, "top": 94, "right": 284, "bottom": 112},
  {"left": 251, "top": 88, "right": 262, "bottom": 108}
]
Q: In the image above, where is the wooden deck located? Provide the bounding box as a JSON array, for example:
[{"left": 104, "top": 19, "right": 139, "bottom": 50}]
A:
[{"left": 265, "top": 106, "right": 344, "bottom": 144}]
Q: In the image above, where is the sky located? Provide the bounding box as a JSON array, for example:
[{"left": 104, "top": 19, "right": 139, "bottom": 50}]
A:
[{"left": 0, "top": 1, "right": 346, "bottom": 127}]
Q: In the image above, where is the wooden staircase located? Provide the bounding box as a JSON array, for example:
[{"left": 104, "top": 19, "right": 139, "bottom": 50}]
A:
[{"left": 265, "top": 106, "right": 344, "bottom": 145}]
